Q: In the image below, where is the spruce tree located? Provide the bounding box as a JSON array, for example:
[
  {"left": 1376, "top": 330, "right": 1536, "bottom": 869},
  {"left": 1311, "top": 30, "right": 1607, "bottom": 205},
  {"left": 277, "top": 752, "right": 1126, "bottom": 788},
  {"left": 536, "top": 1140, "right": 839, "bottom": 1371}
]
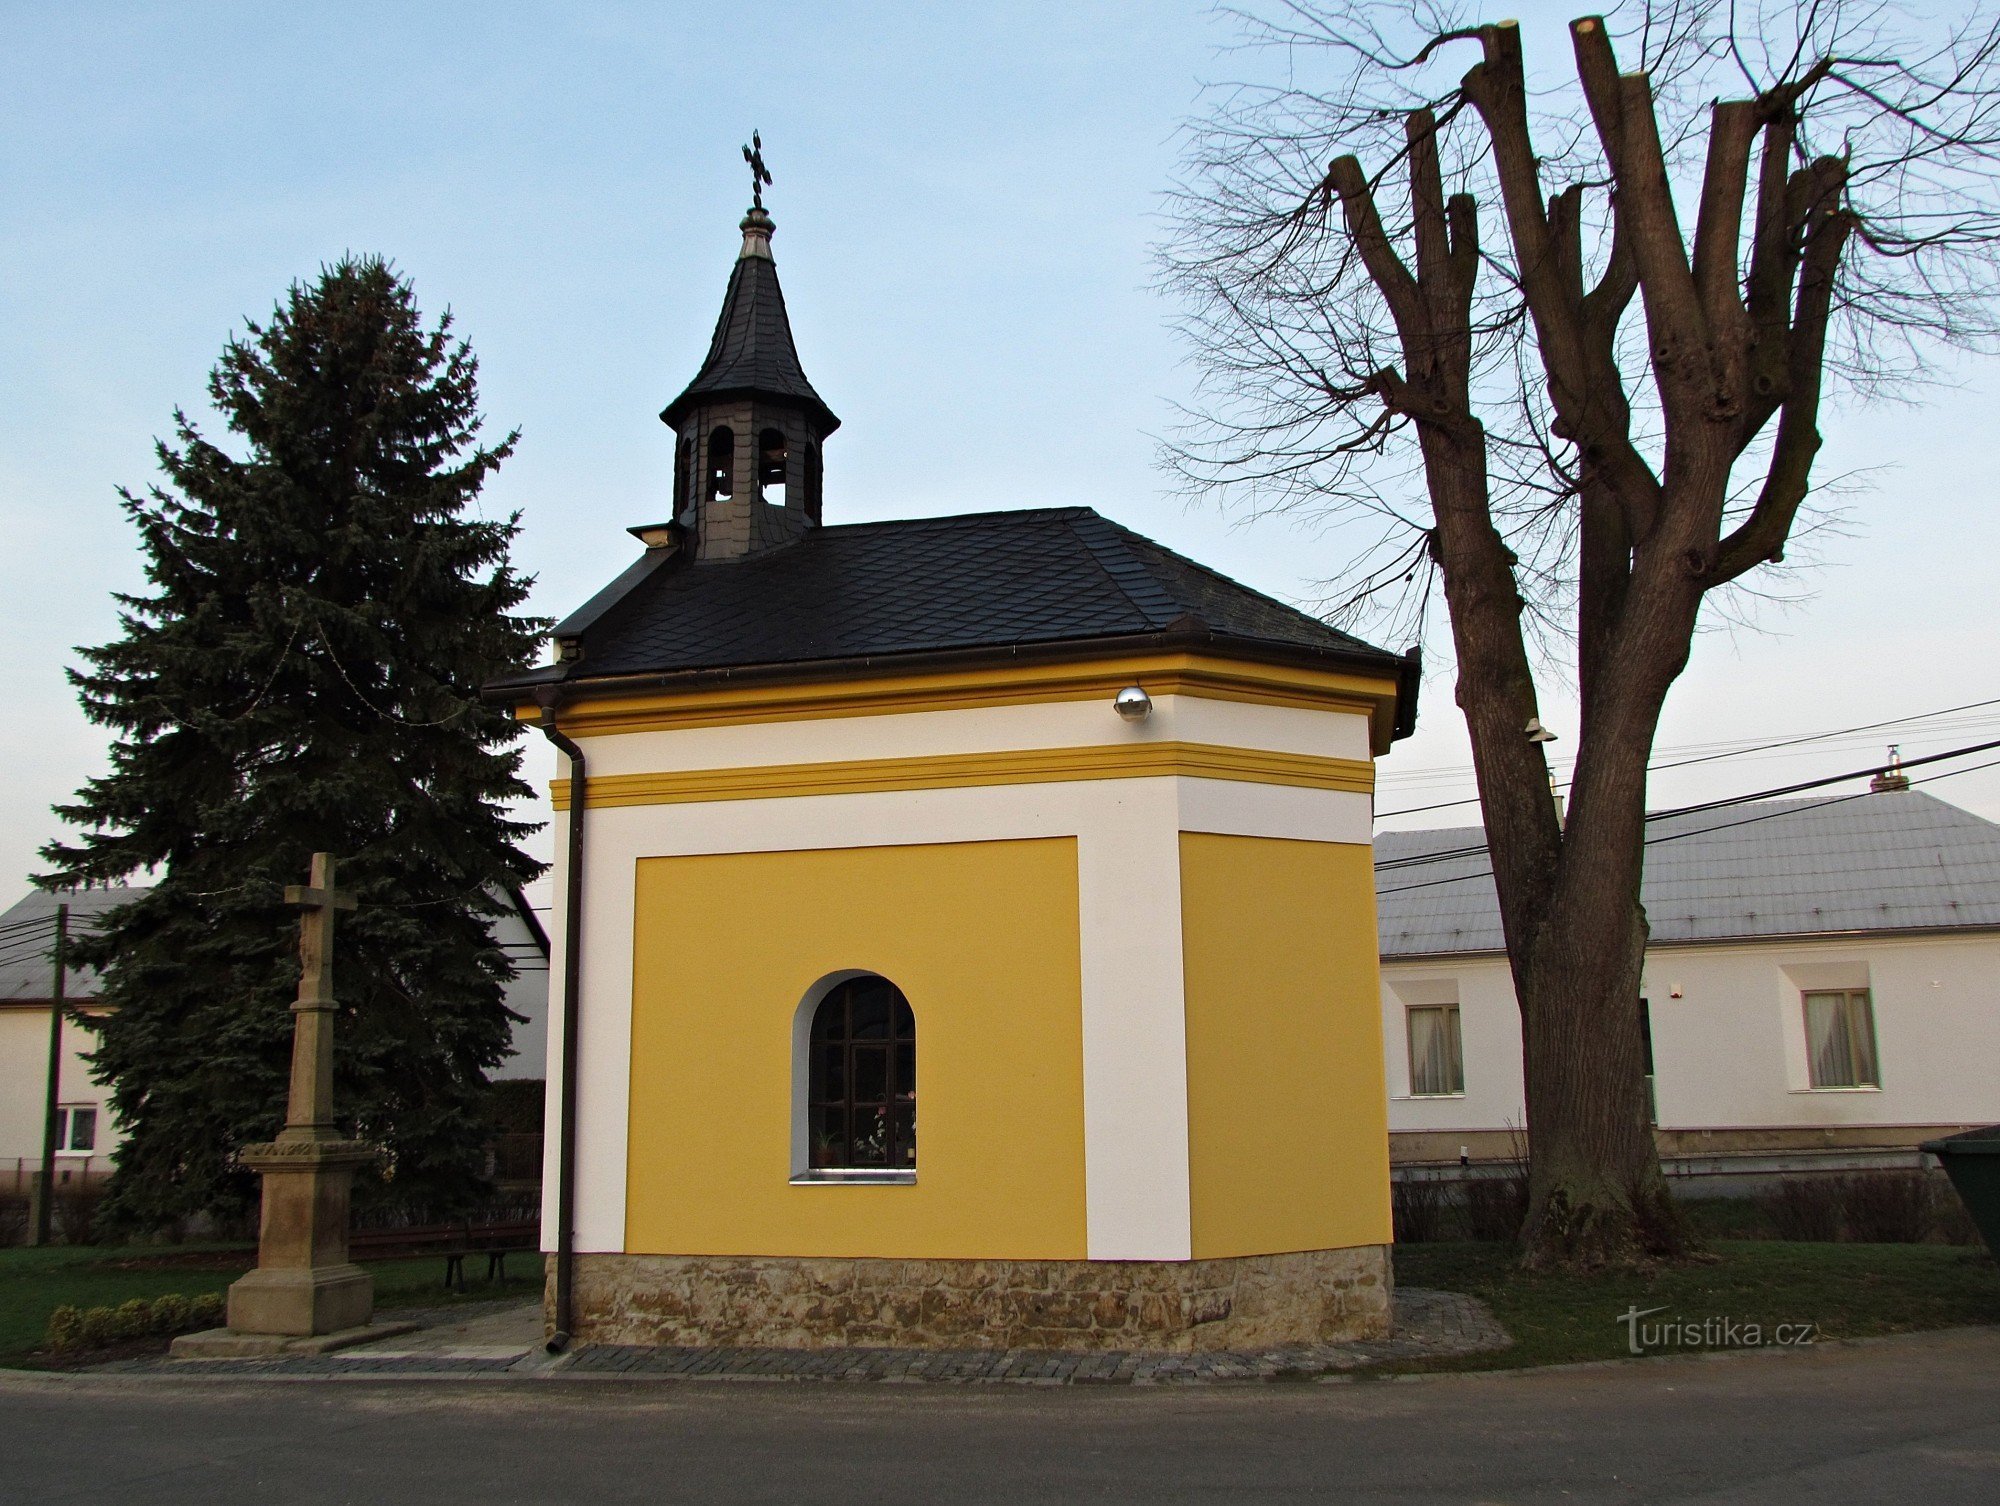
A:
[{"left": 41, "top": 256, "right": 547, "bottom": 1232}]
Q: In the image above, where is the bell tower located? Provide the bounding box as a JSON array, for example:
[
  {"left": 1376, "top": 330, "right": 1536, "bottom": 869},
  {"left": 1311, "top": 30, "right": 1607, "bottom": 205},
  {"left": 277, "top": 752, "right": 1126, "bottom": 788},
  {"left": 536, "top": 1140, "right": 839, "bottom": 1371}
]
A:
[{"left": 661, "top": 135, "right": 839, "bottom": 561}]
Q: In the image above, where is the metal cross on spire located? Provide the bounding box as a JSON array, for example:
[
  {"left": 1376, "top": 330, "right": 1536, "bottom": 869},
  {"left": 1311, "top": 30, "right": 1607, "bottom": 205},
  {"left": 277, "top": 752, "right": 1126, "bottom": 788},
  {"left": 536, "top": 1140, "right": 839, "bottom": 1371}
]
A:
[{"left": 743, "top": 130, "right": 773, "bottom": 210}]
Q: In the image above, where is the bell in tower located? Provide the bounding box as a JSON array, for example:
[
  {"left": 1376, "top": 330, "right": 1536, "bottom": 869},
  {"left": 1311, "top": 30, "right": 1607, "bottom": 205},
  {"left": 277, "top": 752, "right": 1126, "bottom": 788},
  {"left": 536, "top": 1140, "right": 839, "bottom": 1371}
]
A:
[{"left": 660, "top": 133, "right": 839, "bottom": 561}]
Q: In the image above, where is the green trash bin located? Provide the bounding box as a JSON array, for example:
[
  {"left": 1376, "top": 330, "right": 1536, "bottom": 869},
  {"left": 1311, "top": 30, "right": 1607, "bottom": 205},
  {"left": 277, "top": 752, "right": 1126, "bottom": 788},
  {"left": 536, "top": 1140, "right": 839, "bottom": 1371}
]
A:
[{"left": 1921, "top": 1126, "right": 2000, "bottom": 1260}]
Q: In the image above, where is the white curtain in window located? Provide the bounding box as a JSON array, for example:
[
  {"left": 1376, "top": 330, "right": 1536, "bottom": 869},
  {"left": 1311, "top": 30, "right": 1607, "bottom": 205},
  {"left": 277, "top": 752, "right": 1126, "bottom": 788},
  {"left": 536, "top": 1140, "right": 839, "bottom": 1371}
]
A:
[
  {"left": 1805, "top": 991, "right": 1877, "bottom": 1088},
  {"left": 1408, "top": 1005, "right": 1464, "bottom": 1096}
]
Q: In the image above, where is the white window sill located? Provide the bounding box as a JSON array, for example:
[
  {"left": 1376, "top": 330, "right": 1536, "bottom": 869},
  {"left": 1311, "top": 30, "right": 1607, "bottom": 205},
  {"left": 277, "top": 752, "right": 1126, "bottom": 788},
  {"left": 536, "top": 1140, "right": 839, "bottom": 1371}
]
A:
[
  {"left": 790, "top": 1169, "right": 917, "bottom": 1186},
  {"left": 1791, "top": 1085, "right": 1882, "bottom": 1094},
  {"left": 1393, "top": 1092, "right": 1468, "bottom": 1101}
]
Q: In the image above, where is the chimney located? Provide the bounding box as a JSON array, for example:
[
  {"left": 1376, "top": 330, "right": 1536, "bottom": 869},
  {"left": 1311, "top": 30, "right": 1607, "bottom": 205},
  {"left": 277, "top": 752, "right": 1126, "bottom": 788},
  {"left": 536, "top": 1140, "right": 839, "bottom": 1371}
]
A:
[{"left": 1870, "top": 745, "right": 1910, "bottom": 793}]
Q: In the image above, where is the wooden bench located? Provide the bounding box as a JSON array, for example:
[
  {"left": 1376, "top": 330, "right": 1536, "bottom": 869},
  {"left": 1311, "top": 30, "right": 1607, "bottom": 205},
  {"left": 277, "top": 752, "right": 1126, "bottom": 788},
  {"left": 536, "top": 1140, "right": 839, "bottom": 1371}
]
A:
[{"left": 348, "top": 1219, "right": 540, "bottom": 1291}]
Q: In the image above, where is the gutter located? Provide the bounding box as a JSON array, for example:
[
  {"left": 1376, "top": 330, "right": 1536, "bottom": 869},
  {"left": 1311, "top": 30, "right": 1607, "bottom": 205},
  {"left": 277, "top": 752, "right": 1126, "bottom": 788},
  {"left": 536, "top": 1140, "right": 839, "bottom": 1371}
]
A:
[{"left": 533, "top": 688, "right": 587, "bottom": 1353}]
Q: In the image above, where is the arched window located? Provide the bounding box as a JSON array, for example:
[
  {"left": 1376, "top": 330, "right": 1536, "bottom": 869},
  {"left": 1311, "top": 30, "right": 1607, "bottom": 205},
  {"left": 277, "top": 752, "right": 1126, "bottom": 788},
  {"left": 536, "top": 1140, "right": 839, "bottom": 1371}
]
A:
[
  {"left": 706, "top": 426, "right": 735, "bottom": 502},
  {"left": 757, "top": 428, "right": 788, "bottom": 507},
  {"left": 806, "top": 974, "right": 915, "bottom": 1171}
]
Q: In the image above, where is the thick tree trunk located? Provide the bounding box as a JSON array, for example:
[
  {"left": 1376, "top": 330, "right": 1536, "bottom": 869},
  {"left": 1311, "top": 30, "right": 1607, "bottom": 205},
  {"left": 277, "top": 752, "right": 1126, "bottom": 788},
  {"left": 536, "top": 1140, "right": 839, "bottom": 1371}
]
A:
[
  {"left": 1514, "top": 876, "right": 1677, "bottom": 1266},
  {"left": 1501, "top": 526, "right": 1703, "bottom": 1267}
]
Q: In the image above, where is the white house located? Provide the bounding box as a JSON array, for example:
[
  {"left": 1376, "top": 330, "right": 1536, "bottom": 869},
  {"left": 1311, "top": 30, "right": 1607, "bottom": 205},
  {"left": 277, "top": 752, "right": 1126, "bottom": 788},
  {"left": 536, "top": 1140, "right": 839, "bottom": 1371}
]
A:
[
  {"left": 0, "top": 887, "right": 136, "bottom": 1193},
  {"left": 1378, "top": 788, "right": 2000, "bottom": 1181},
  {"left": 1, "top": 885, "right": 550, "bottom": 1196}
]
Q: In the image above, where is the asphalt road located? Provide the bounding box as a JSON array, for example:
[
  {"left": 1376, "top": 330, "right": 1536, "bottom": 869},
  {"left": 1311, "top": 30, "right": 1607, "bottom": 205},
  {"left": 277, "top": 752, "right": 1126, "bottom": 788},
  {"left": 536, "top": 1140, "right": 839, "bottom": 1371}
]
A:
[{"left": 5, "top": 1328, "right": 1997, "bottom": 1504}]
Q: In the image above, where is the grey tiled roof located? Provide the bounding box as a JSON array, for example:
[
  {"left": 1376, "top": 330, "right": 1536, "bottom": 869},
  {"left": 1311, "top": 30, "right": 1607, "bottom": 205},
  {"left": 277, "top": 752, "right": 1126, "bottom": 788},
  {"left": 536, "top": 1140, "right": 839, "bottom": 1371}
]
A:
[
  {"left": 1376, "top": 789, "right": 2000, "bottom": 958},
  {"left": 513, "top": 506, "right": 1403, "bottom": 686},
  {"left": 0, "top": 887, "right": 141, "bottom": 1001},
  {"left": 659, "top": 235, "right": 838, "bottom": 433}
]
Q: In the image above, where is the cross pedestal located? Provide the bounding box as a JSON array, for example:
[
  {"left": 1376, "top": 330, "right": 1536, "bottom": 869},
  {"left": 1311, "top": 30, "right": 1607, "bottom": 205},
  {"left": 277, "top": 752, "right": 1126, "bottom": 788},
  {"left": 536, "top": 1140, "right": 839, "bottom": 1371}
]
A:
[
  {"left": 226, "top": 1136, "right": 378, "bottom": 1336},
  {"left": 174, "top": 853, "right": 414, "bottom": 1357}
]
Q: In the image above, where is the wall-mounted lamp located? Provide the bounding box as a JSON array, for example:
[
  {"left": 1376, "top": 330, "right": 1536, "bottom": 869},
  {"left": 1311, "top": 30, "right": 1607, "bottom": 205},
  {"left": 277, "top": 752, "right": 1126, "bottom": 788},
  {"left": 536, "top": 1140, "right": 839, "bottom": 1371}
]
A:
[{"left": 1113, "top": 686, "right": 1153, "bottom": 722}]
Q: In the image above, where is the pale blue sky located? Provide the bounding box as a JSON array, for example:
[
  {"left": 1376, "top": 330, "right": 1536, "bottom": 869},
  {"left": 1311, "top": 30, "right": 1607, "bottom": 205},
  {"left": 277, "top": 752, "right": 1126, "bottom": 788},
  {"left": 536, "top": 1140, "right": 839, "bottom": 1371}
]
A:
[{"left": 4, "top": 1, "right": 1997, "bottom": 908}]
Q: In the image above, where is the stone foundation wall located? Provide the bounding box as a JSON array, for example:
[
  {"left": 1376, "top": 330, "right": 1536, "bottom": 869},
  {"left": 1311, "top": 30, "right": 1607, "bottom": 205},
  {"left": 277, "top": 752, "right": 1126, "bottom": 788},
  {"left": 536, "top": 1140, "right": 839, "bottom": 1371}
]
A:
[{"left": 554, "top": 1246, "right": 1390, "bottom": 1352}]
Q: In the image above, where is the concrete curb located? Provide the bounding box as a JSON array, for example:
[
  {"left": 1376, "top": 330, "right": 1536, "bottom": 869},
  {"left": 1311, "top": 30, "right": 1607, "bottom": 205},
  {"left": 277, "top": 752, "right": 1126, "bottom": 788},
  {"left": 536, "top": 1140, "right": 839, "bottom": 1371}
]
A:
[{"left": 3, "top": 1323, "right": 1997, "bottom": 1391}]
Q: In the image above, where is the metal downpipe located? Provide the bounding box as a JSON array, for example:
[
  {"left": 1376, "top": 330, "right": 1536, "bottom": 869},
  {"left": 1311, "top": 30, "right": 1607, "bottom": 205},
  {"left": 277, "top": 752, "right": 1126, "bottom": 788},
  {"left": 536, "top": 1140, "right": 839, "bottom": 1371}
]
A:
[{"left": 535, "top": 697, "right": 586, "bottom": 1352}]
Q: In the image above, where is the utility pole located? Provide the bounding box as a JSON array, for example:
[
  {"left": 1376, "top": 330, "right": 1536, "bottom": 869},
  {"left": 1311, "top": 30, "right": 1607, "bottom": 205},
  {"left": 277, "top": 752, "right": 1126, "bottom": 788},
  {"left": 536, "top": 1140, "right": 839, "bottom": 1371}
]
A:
[{"left": 32, "top": 905, "right": 69, "bottom": 1247}]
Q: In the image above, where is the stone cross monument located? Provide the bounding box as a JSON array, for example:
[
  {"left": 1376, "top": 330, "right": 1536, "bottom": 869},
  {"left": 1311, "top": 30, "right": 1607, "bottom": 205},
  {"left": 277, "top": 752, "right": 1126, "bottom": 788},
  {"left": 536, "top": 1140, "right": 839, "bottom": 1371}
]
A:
[{"left": 178, "top": 853, "right": 411, "bottom": 1355}]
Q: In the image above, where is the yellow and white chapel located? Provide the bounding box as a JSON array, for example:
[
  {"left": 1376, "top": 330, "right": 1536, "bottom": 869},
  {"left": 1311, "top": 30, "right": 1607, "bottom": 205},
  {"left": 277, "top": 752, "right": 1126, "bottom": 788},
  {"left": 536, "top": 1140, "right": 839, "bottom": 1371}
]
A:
[{"left": 488, "top": 184, "right": 1419, "bottom": 1352}]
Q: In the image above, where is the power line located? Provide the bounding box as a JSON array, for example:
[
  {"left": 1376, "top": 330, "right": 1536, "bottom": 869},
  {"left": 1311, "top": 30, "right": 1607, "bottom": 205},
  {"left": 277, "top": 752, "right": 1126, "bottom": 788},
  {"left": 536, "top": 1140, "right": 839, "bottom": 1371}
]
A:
[
  {"left": 1375, "top": 743, "right": 1999, "bottom": 898},
  {"left": 1374, "top": 693, "right": 2000, "bottom": 820},
  {"left": 1374, "top": 734, "right": 2000, "bottom": 875}
]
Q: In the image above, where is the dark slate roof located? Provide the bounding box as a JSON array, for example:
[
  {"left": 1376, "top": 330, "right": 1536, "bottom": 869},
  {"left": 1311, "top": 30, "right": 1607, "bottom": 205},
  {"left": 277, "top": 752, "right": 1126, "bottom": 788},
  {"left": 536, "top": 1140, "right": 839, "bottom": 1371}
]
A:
[
  {"left": 500, "top": 506, "right": 1405, "bottom": 689},
  {"left": 1376, "top": 789, "right": 2000, "bottom": 958},
  {"left": 659, "top": 221, "right": 838, "bottom": 433}
]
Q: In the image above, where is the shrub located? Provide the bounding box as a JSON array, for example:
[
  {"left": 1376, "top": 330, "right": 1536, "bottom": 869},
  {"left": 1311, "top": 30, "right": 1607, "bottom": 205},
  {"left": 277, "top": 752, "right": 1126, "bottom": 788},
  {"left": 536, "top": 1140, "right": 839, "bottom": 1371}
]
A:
[
  {"left": 1761, "top": 1178, "right": 1843, "bottom": 1241},
  {"left": 1839, "top": 1172, "right": 1934, "bottom": 1244},
  {"left": 1760, "top": 1171, "right": 1958, "bottom": 1244},
  {"left": 44, "top": 1290, "right": 230, "bottom": 1355},
  {"left": 77, "top": 1306, "right": 118, "bottom": 1348},
  {"left": 45, "top": 1306, "right": 84, "bottom": 1352},
  {"left": 149, "top": 1293, "right": 190, "bottom": 1334},
  {"left": 52, "top": 1187, "right": 106, "bottom": 1246},
  {"left": 1393, "top": 1177, "right": 1451, "bottom": 1243},
  {"left": 0, "top": 1194, "right": 28, "bottom": 1248},
  {"left": 1463, "top": 1167, "right": 1530, "bottom": 1243},
  {"left": 110, "top": 1299, "right": 153, "bottom": 1340},
  {"left": 1931, "top": 1179, "right": 1983, "bottom": 1247}
]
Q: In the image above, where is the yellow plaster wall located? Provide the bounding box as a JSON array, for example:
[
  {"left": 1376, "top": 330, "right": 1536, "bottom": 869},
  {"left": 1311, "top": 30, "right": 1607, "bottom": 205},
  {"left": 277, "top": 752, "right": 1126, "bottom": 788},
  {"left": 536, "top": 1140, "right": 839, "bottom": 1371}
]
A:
[
  {"left": 1179, "top": 832, "right": 1392, "bottom": 1258},
  {"left": 625, "top": 838, "right": 1087, "bottom": 1259}
]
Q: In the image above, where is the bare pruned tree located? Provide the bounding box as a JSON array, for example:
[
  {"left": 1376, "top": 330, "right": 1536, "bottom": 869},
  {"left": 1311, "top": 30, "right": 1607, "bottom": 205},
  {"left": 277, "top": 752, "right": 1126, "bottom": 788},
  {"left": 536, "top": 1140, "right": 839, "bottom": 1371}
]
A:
[{"left": 1164, "top": 0, "right": 2000, "bottom": 1267}]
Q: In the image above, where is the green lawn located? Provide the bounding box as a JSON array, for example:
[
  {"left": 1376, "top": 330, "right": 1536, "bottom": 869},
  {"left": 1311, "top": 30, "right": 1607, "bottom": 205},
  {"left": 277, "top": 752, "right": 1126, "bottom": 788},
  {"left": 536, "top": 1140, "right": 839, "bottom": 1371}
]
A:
[
  {"left": 0, "top": 1244, "right": 538, "bottom": 1367},
  {"left": 1392, "top": 1239, "right": 2000, "bottom": 1371}
]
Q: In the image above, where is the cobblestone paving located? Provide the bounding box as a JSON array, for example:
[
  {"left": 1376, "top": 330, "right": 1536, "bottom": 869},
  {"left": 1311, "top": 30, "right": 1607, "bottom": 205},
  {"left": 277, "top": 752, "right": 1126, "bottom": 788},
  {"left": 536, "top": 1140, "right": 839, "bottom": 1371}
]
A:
[{"left": 122, "top": 1288, "right": 1508, "bottom": 1384}]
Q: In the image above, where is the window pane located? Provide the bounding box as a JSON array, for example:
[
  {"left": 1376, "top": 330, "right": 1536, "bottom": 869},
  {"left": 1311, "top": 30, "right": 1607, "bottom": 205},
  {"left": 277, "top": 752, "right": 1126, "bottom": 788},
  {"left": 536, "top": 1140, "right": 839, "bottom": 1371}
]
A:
[
  {"left": 1408, "top": 1005, "right": 1463, "bottom": 1096},
  {"left": 1844, "top": 993, "right": 1879, "bottom": 1087},
  {"left": 852, "top": 1046, "right": 888, "bottom": 1105},
  {"left": 813, "top": 991, "right": 846, "bottom": 1043},
  {"left": 1806, "top": 991, "right": 1860, "bottom": 1087},
  {"left": 893, "top": 1042, "right": 915, "bottom": 1098},
  {"left": 850, "top": 984, "right": 891, "bottom": 1040},
  {"left": 68, "top": 1108, "right": 96, "bottom": 1152},
  {"left": 889, "top": 1103, "right": 916, "bottom": 1166},
  {"left": 54, "top": 1108, "right": 69, "bottom": 1150},
  {"left": 893, "top": 998, "right": 916, "bottom": 1041},
  {"left": 810, "top": 1105, "right": 846, "bottom": 1169},
  {"left": 850, "top": 1104, "right": 890, "bottom": 1165},
  {"left": 815, "top": 1043, "right": 846, "bottom": 1103}
]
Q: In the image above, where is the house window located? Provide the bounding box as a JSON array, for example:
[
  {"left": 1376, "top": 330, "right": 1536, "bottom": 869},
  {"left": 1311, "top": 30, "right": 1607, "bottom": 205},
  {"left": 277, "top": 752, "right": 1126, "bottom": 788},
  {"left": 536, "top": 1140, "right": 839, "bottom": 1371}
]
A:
[
  {"left": 807, "top": 975, "right": 916, "bottom": 1171},
  {"left": 1407, "top": 1004, "right": 1464, "bottom": 1097},
  {"left": 54, "top": 1105, "right": 97, "bottom": 1154},
  {"left": 1804, "top": 989, "right": 1879, "bottom": 1088}
]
